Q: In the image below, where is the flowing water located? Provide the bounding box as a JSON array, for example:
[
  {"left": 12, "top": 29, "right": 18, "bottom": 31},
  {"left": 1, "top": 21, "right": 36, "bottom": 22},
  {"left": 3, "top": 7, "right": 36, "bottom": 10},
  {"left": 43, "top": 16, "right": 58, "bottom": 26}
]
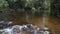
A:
[{"left": 0, "top": 0, "right": 59, "bottom": 34}]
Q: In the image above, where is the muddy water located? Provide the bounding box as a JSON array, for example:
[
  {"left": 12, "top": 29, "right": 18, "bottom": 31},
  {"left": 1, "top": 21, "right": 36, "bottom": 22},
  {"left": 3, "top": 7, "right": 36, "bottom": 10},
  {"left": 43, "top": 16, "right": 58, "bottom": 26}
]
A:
[{"left": 9, "top": 16, "right": 60, "bottom": 34}]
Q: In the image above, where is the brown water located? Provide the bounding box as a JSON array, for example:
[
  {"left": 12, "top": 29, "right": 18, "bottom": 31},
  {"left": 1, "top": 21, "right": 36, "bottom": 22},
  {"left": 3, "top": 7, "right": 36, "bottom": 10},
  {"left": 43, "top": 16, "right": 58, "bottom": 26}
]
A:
[{"left": 8, "top": 15, "right": 60, "bottom": 34}]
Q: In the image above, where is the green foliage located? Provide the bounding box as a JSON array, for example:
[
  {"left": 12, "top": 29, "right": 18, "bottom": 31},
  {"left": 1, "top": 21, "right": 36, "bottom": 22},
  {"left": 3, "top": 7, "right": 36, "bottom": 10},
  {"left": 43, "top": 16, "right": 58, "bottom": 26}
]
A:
[
  {"left": 44, "top": 0, "right": 50, "bottom": 8},
  {"left": 0, "top": 0, "right": 9, "bottom": 9}
]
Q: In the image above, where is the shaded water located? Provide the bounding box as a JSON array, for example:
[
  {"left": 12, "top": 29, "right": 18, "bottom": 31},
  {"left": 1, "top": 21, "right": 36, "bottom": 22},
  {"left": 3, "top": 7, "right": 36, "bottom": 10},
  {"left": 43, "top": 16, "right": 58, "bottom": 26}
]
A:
[
  {"left": 11, "top": 16, "right": 60, "bottom": 34},
  {"left": 0, "top": 15, "right": 60, "bottom": 34}
]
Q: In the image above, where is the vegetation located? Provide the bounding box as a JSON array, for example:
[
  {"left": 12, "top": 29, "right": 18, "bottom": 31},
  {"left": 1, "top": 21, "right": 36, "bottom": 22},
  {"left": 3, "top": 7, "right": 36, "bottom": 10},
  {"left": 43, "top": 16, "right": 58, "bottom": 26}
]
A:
[
  {"left": 0, "top": 0, "right": 59, "bottom": 20},
  {"left": 0, "top": 0, "right": 8, "bottom": 9}
]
